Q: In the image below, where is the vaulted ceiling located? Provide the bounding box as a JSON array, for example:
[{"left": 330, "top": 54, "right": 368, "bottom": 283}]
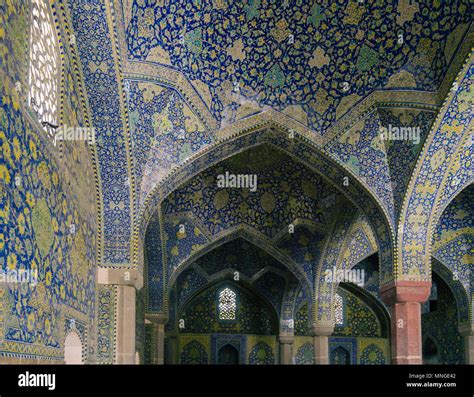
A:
[
  {"left": 126, "top": 0, "right": 471, "bottom": 130},
  {"left": 66, "top": 0, "right": 473, "bottom": 271},
  {"left": 162, "top": 145, "right": 345, "bottom": 238}
]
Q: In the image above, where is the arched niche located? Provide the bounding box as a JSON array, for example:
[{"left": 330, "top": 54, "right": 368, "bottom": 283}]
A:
[{"left": 64, "top": 331, "right": 83, "bottom": 365}]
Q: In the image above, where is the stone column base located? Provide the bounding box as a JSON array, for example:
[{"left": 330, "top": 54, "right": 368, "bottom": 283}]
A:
[
  {"left": 98, "top": 267, "right": 143, "bottom": 365},
  {"left": 310, "top": 324, "right": 334, "bottom": 365},
  {"left": 279, "top": 335, "right": 294, "bottom": 364},
  {"left": 146, "top": 314, "right": 167, "bottom": 364},
  {"left": 115, "top": 285, "right": 136, "bottom": 364},
  {"left": 381, "top": 281, "right": 431, "bottom": 365}
]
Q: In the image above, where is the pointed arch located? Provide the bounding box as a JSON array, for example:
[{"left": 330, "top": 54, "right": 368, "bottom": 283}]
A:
[
  {"left": 64, "top": 330, "right": 83, "bottom": 364},
  {"left": 397, "top": 53, "right": 473, "bottom": 282},
  {"left": 167, "top": 225, "right": 312, "bottom": 309},
  {"left": 137, "top": 128, "right": 395, "bottom": 301},
  {"left": 431, "top": 258, "right": 471, "bottom": 324}
]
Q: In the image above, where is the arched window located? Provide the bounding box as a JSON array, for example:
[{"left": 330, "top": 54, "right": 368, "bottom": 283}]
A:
[
  {"left": 335, "top": 293, "right": 345, "bottom": 325},
  {"left": 28, "top": 0, "right": 60, "bottom": 135},
  {"left": 218, "top": 287, "right": 237, "bottom": 321}
]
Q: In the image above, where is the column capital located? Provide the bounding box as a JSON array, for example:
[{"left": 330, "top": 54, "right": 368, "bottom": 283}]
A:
[
  {"left": 458, "top": 323, "right": 474, "bottom": 336},
  {"left": 279, "top": 335, "right": 295, "bottom": 344},
  {"left": 98, "top": 267, "right": 143, "bottom": 290},
  {"left": 145, "top": 313, "right": 168, "bottom": 325},
  {"left": 380, "top": 281, "right": 431, "bottom": 306},
  {"left": 309, "top": 324, "right": 334, "bottom": 337}
]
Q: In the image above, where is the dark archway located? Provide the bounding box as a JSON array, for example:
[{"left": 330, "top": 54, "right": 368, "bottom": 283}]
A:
[
  {"left": 330, "top": 346, "right": 350, "bottom": 365},
  {"left": 422, "top": 337, "right": 440, "bottom": 365},
  {"left": 162, "top": 278, "right": 280, "bottom": 364},
  {"left": 421, "top": 272, "right": 465, "bottom": 364},
  {"left": 218, "top": 344, "right": 239, "bottom": 365}
]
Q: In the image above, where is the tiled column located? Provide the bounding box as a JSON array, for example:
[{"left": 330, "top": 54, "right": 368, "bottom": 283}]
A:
[
  {"left": 311, "top": 324, "right": 334, "bottom": 364},
  {"left": 381, "top": 281, "right": 431, "bottom": 364},
  {"left": 279, "top": 335, "right": 294, "bottom": 364},
  {"left": 98, "top": 268, "right": 143, "bottom": 364},
  {"left": 458, "top": 324, "right": 474, "bottom": 364},
  {"left": 146, "top": 314, "right": 167, "bottom": 364}
]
